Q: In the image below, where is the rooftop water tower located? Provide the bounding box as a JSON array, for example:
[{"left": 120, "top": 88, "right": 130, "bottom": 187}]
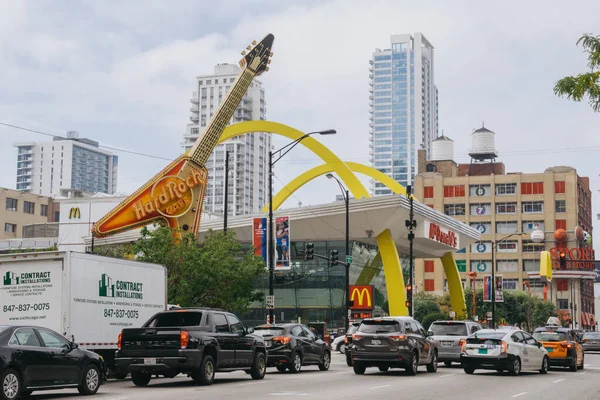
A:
[
  {"left": 467, "top": 124, "right": 498, "bottom": 174},
  {"left": 430, "top": 135, "right": 454, "bottom": 161}
]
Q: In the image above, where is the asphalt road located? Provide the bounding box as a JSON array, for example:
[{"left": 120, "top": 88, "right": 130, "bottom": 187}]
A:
[{"left": 26, "top": 352, "right": 600, "bottom": 400}]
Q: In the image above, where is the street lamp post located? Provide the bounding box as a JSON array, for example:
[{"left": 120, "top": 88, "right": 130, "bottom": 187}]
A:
[
  {"left": 326, "top": 173, "right": 350, "bottom": 332},
  {"left": 491, "top": 232, "right": 527, "bottom": 329},
  {"left": 405, "top": 185, "right": 417, "bottom": 317},
  {"left": 267, "top": 129, "right": 337, "bottom": 324}
]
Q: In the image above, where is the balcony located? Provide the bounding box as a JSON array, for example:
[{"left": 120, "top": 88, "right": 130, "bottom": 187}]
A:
[
  {"left": 190, "top": 91, "right": 199, "bottom": 104},
  {"left": 190, "top": 115, "right": 199, "bottom": 123},
  {"left": 190, "top": 104, "right": 199, "bottom": 113}
]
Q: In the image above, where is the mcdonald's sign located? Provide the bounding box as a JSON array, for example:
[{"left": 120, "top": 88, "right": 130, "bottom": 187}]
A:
[
  {"left": 68, "top": 207, "right": 81, "bottom": 219},
  {"left": 349, "top": 285, "right": 373, "bottom": 310}
]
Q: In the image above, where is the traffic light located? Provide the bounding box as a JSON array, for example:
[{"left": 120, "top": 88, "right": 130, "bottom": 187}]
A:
[
  {"left": 406, "top": 284, "right": 413, "bottom": 308},
  {"left": 330, "top": 249, "right": 339, "bottom": 266},
  {"left": 559, "top": 251, "right": 567, "bottom": 269},
  {"left": 304, "top": 242, "right": 314, "bottom": 261}
]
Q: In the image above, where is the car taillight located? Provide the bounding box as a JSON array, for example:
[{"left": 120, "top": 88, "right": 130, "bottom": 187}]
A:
[
  {"left": 344, "top": 336, "right": 348, "bottom": 344},
  {"left": 561, "top": 342, "right": 573, "bottom": 349},
  {"left": 273, "top": 336, "right": 291, "bottom": 345},
  {"left": 389, "top": 335, "right": 406, "bottom": 341},
  {"left": 180, "top": 330, "right": 190, "bottom": 349},
  {"left": 458, "top": 339, "right": 465, "bottom": 347},
  {"left": 583, "top": 339, "right": 588, "bottom": 343},
  {"left": 352, "top": 334, "right": 364, "bottom": 340},
  {"left": 501, "top": 341, "right": 508, "bottom": 354},
  {"left": 117, "top": 332, "right": 122, "bottom": 350},
  {"left": 461, "top": 342, "right": 467, "bottom": 352}
]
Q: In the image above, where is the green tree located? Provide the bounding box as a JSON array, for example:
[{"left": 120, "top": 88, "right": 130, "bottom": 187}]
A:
[
  {"left": 414, "top": 300, "right": 440, "bottom": 324},
  {"left": 554, "top": 33, "right": 600, "bottom": 112},
  {"left": 134, "top": 225, "right": 266, "bottom": 311}
]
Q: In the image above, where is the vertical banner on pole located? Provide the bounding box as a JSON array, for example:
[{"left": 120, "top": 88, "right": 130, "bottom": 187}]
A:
[
  {"left": 275, "top": 216, "right": 291, "bottom": 270},
  {"left": 483, "top": 275, "right": 492, "bottom": 302},
  {"left": 495, "top": 275, "right": 504, "bottom": 303},
  {"left": 253, "top": 217, "right": 268, "bottom": 264}
]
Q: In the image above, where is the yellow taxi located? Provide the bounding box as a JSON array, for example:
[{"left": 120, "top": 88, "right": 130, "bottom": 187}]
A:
[{"left": 532, "top": 324, "right": 584, "bottom": 371}]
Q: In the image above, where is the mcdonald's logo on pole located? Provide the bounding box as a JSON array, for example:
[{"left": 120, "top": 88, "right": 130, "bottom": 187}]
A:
[
  {"left": 69, "top": 207, "right": 81, "bottom": 219},
  {"left": 349, "top": 285, "right": 374, "bottom": 311}
]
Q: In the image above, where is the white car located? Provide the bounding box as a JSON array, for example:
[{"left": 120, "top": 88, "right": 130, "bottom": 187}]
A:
[
  {"left": 460, "top": 329, "right": 549, "bottom": 376},
  {"left": 330, "top": 334, "right": 346, "bottom": 353}
]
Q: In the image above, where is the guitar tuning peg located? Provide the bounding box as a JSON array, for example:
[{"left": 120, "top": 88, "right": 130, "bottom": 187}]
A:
[
  {"left": 252, "top": 40, "right": 257, "bottom": 45},
  {"left": 241, "top": 51, "right": 247, "bottom": 56},
  {"left": 269, "top": 52, "right": 273, "bottom": 57},
  {"left": 246, "top": 45, "right": 251, "bottom": 50}
]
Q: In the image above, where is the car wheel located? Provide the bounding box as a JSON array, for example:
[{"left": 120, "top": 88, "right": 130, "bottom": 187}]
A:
[
  {"left": 509, "top": 357, "right": 521, "bottom": 376},
  {"left": 346, "top": 351, "right": 353, "bottom": 367},
  {"left": 444, "top": 361, "right": 452, "bottom": 367},
  {"left": 1, "top": 369, "right": 22, "bottom": 400},
  {"left": 540, "top": 356, "right": 549, "bottom": 374},
  {"left": 426, "top": 351, "right": 438, "bottom": 373},
  {"left": 463, "top": 367, "right": 475, "bottom": 375},
  {"left": 194, "top": 355, "right": 216, "bottom": 385},
  {"left": 78, "top": 364, "right": 101, "bottom": 395},
  {"left": 131, "top": 372, "right": 151, "bottom": 387},
  {"left": 340, "top": 344, "right": 346, "bottom": 354},
  {"left": 289, "top": 352, "right": 302, "bottom": 373},
  {"left": 276, "top": 365, "right": 287, "bottom": 372},
  {"left": 250, "top": 352, "right": 267, "bottom": 380},
  {"left": 570, "top": 356, "right": 577, "bottom": 372},
  {"left": 378, "top": 367, "right": 389, "bottom": 372},
  {"left": 406, "top": 352, "right": 418, "bottom": 376},
  {"left": 353, "top": 363, "right": 366, "bottom": 375},
  {"left": 318, "top": 351, "right": 331, "bottom": 371}
]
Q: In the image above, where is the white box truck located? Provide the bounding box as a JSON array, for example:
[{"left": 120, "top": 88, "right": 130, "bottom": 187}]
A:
[{"left": 0, "top": 251, "right": 167, "bottom": 377}]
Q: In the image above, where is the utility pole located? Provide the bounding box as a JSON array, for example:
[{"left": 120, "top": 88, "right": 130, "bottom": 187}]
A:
[{"left": 405, "top": 185, "right": 416, "bottom": 317}]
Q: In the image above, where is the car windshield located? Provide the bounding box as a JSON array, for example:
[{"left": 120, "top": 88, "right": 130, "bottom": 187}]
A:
[
  {"left": 583, "top": 332, "right": 600, "bottom": 339},
  {"left": 533, "top": 331, "right": 568, "bottom": 342},
  {"left": 146, "top": 312, "right": 203, "bottom": 327},
  {"left": 358, "top": 320, "right": 400, "bottom": 334},
  {"left": 253, "top": 327, "right": 285, "bottom": 336},
  {"left": 430, "top": 322, "right": 467, "bottom": 336}
]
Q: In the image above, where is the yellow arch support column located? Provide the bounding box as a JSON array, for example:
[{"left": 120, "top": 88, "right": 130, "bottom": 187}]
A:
[
  {"left": 377, "top": 229, "right": 408, "bottom": 316},
  {"left": 440, "top": 252, "right": 467, "bottom": 319}
]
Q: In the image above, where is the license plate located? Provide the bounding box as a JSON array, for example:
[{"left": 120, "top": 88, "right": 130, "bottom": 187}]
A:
[
  {"left": 546, "top": 348, "right": 553, "bottom": 353},
  {"left": 478, "top": 348, "right": 488, "bottom": 354},
  {"left": 144, "top": 358, "right": 156, "bottom": 364},
  {"left": 371, "top": 339, "right": 381, "bottom": 345},
  {"left": 441, "top": 341, "right": 453, "bottom": 347}
]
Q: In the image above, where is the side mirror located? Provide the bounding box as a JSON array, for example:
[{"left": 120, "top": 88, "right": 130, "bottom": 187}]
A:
[
  {"left": 246, "top": 327, "right": 254, "bottom": 334},
  {"left": 537, "top": 342, "right": 542, "bottom": 348},
  {"left": 427, "top": 331, "right": 434, "bottom": 337}
]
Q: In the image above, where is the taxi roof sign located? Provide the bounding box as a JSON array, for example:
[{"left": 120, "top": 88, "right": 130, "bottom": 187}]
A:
[{"left": 546, "top": 316, "right": 560, "bottom": 327}]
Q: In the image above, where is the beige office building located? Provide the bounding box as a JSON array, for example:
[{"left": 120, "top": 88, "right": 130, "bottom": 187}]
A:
[
  {"left": 0, "top": 187, "right": 55, "bottom": 240},
  {"left": 413, "top": 128, "right": 595, "bottom": 330}
]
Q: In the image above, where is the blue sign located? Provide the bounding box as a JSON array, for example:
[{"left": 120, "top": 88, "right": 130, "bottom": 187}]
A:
[
  {"left": 477, "top": 224, "right": 487, "bottom": 233},
  {"left": 476, "top": 243, "right": 487, "bottom": 253}
]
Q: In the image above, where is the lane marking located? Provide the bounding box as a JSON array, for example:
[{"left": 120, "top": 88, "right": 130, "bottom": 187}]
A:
[
  {"left": 553, "top": 379, "right": 564, "bottom": 383},
  {"left": 332, "top": 371, "right": 347, "bottom": 375},
  {"left": 511, "top": 393, "right": 527, "bottom": 398},
  {"left": 269, "top": 393, "right": 309, "bottom": 396},
  {"left": 369, "top": 384, "right": 392, "bottom": 390},
  {"left": 439, "top": 373, "right": 456, "bottom": 378}
]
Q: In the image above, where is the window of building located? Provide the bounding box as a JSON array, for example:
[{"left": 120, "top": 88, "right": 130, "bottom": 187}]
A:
[
  {"left": 6, "top": 198, "right": 17, "bottom": 211},
  {"left": 556, "top": 219, "right": 566, "bottom": 230},
  {"left": 503, "top": 279, "right": 519, "bottom": 290},
  {"left": 40, "top": 204, "right": 48, "bottom": 217},
  {"left": 554, "top": 181, "right": 566, "bottom": 193},
  {"left": 555, "top": 200, "right": 566, "bottom": 213},
  {"left": 522, "top": 242, "right": 545, "bottom": 253},
  {"left": 495, "top": 183, "right": 517, "bottom": 195},
  {"left": 424, "top": 260, "right": 434, "bottom": 273},
  {"left": 557, "top": 299, "right": 569, "bottom": 310},
  {"left": 4, "top": 223, "right": 16, "bottom": 233},
  {"left": 470, "top": 203, "right": 492, "bottom": 216},
  {"left": 557, "top": 279, "right": 569, "bottom": 291},
  {"left": 23, "top": 201, "right": 35, "bottom": 214},
  {"left": 496, "top": 221, "right": 518, "bottom": 234},
  {"left": 444, "top": 204, "right": 465, "bottom": 216},
  {"left": 521, "top": 182, "right": 544, "bottom": 195},
  {"left": 470, "top": 222, "right": 492, "bottom": 234},
  {"left": 522, "top": 221, "right": 544, "bottom": 233},
  {"left": 524, "top": 278, "right": 544, "bottom": 288},
  {"left": 523, "top": 259, "right": 540, "bottom": 272},
  {"left": 497, "top": 260, "right": 519, "bottom": 272},
  {"left": 423, "top": 186, "right": 433, "bottom": 198},
  {"left": 443, "top": 185, "right": 465, "bottom": 197},
  {"left": 456, "top": 260, "right": 467, "bottom": 273},
  {"left": 496, "top": 202, "right": 517, "bottom": 214},
  {"left": 497, "top": 241, "right": 518, "bottom": 253},
  {"left": 424, "top": 279, "right": 435, "bottom": 292},
  {"left": 469, "top": 184, "right": 491, "bottom": 197},
  {"left": 522, "top": 201, "right": 544, "bottom": 213}
]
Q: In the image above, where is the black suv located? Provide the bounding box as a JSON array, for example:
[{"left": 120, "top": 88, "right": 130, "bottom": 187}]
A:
[
  {"left": 115, "top": 309, "right": 267, "bottom": 386},
  {"left": 345, "top": 321, "right": 361, "bottom": 366},
  {"left": 253, "top": 324, "right": 331, "bottom": 373},
  {"left": 351, "top": 317, "right": 438, "bottom": 375}
]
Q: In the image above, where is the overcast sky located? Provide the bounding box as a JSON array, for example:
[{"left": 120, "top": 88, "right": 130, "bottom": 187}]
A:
[{"left": 1, "top": 0, "right": 599, "bottom": 229}]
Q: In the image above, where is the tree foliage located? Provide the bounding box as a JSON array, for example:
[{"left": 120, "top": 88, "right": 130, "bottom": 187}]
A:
[
  {"left": 133, "top": 226, "right": 266, "bottom": 311},
  {"left": 554, "top": 33, "right": 600, "bottom": 112}
]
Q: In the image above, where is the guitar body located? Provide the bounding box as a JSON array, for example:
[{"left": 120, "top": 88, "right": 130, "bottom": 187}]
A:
[{"left": 93, "top": 156, "right": 208, "bottom": 237}]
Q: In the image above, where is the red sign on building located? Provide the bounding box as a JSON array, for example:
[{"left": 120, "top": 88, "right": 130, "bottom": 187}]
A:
[{"left": 349, "top": 285, "right": 374, "bottom": 310}]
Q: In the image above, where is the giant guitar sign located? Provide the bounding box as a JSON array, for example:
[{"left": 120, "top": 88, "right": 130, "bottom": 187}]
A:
[{"left": 92, "top": 34, "right": 275, "bottom": 239}]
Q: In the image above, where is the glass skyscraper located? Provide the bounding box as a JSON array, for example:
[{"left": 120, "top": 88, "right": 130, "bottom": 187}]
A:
[{"left": 369, "top": 33, "right": 439, "bottom": 194}]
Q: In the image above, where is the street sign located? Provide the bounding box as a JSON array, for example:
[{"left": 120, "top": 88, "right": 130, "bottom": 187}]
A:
[
  {"left": 346, "top": 255, "right": 353, "bottom": 264},
  {"left": 266, "top": 295, "right": 274, "bottom": 309},
  {"left": 449, "top": 311, "right": 456, "bottom": 319},
  {"left": 487, "top": 311, "right": 492, "bottom": 320},
  {"left": 474, "top": 315, "right": 478, "bottom": 322}
]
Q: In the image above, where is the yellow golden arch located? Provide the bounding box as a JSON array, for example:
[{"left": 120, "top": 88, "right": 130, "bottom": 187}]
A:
[{"left": 218, "top": 121, "right": 466, "bottom": 318}]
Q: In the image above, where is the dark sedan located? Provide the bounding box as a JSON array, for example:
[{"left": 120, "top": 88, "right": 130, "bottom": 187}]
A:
[
  {"left": 253, "top": 324, "right": 331, "bottom": 373},
  {"left": 0, "top": 325, "right": 104, "bottom": 399}
]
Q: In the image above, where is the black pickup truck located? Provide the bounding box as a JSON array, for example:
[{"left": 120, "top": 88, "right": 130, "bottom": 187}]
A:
[{"left": 114, "top": 308, "right": 267, "bottom": 386}]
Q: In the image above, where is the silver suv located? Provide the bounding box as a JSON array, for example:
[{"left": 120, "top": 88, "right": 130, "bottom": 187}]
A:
[{"left": 428, "top": 320, "right": 482, "bottom": 366}]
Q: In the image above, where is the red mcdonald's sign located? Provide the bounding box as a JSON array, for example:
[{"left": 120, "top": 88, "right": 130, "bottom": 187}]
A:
[{"left": 349, "top": 285, "right": 374, "bottom": 311}]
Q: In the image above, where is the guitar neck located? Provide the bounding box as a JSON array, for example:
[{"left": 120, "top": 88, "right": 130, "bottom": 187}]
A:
[{"left": 190, "top": 69, "right": 255, "bottom": 165}]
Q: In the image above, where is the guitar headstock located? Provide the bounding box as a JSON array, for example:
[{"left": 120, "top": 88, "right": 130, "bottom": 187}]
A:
[{"left": 239, "top": 33, "right": 274, "bottom": 76}]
